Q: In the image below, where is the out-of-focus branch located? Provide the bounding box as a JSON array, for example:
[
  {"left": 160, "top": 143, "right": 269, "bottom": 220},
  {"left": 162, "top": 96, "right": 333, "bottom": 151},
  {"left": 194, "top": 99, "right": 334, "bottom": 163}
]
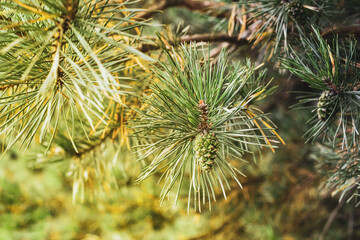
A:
[
  {"left": 137, "top": 1, "right": 360, "bottom": 39},
  {"left": 135, "top": 0, "right": 168, "bottom": 19},
  {"left": 136, "top": 0, "right": 228, "bottom": 19},
  {"left": 321, "top": 24, "right": 360, "bottom": 37},
  {"left": 138, "top": 33, "right": 250, "bottom": 53},
  {"left": 180, "top": 33, "right": 248, "bottom": 44},
  {"left": 181, "top": 0, "right": 226, "bottom": 10},
  {"left": 319, "top": 184, "right": 358, "bottom": 240}
]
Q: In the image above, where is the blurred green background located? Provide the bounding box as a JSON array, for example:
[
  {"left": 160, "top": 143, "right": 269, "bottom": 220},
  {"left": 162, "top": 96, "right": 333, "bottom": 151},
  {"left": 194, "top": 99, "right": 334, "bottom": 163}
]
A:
[{"left": 1, "top": 105, "right": 357, "bottom": 240}]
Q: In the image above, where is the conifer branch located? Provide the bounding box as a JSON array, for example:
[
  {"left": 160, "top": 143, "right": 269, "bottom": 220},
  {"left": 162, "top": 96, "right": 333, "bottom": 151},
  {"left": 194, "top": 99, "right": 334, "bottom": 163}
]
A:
[
  {"left": 0, "top": 0, "right": 152, "bottom": 151},
  {"left": 282, "top": 27, "right": 360, "bottom": 148},
  {"left": 132, "top": 44, "right": 283, "bottom": 211}
]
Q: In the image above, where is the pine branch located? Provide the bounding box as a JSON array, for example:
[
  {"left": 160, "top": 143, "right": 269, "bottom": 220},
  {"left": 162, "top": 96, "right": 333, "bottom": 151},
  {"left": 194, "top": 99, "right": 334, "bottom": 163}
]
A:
[
  {"left": 131, "top": 44, "right": 283, "bottom": 211},
  {"left": 242, "top": 0, "right": 320, "bottom": 54},
  {"left": 73, "top": 129, "right": 115, "bottom": 159},
  {"left": 31, "top": 103, "right": 132, "bottom": 203},
  {"left": 0, "top": 0, "right": 153, "bottom": 151},
  {"left": 282, "top": 27, "right": 360, "bottom": 148}
]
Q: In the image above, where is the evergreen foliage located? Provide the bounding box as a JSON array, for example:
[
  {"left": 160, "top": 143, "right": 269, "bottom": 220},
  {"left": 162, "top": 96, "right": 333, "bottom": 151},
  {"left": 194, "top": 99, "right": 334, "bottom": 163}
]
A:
[
  {"left": 238, "top": 0, "right": 324, "bottom": 54},
  {"left": 0, "top": 0, "right": 359, "bottom": 238},
  {"left": 0, "top": 0, "right": 151, "bottom": 151},
  {"left": 132, "top": 44, "right": 283, "bottom": 210},
  {"left": 315, "top": 144, "right": 360, "bottom": 207},
  {"left": 282, "top": 28, "right": 360, "bottom": 148}
]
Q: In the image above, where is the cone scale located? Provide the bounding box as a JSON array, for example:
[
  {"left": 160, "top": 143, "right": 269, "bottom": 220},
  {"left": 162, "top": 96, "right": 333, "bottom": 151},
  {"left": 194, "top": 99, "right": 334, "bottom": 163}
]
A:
[
  {"left": 283, "top": 0, "right": 305, "bottom": 23},
  {"left": 317, "top": 91, "right": 336, "bottom": 121},
  {"left": 194, "top": 100, "right": 219, "bottom": 172},
  {"left": 194, "top": 132, "right": 219, "bottom": 172}
]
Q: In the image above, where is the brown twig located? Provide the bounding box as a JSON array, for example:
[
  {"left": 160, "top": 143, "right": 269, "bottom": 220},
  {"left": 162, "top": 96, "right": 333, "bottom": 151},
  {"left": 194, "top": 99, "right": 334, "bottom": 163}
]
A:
[
  {"left": 319, "top": 184, "right": 358, "bottom": 240},
  {"left": 137, "top": 0, "right": 360, "bottom": 41},
  {"left": 180, "top": 33, "right": 249, "bottom": 44},
  {"left": 322, "top": 25, "right": 360, "bottom": 38},
  {"left": 135, "top": 0, "right": 169, "bottom": 19},
  {"left": 322, "top": 77, "right": 341, "bottom": 94},
  {"left": 138, "top": 33, "right": 250, "bottom": 53},
  {"left": 136, "top": 0, "right": 228, "bottom": 19},
  {"left": 347, "top": 205, "right": 355, "bottom": 239}
]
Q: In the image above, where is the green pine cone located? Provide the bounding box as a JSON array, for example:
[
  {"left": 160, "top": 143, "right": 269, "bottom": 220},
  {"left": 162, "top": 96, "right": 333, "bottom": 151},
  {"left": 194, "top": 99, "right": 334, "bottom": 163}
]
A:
[
  {"left": 194, "top": 133, "right": 219, "bottom": 172},
  {"left": 317, "top": 91, "right": 336, "bottom": 121}
]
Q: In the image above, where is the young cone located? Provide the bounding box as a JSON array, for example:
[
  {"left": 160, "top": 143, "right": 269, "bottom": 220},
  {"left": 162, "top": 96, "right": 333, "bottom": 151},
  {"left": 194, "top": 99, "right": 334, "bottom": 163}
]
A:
[{"left": 317, "top": 91, "right": 336, "bottom": 121}]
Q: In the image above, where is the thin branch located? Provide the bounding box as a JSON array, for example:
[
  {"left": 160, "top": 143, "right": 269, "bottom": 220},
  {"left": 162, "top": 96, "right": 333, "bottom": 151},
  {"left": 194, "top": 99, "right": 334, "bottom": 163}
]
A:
[
  {"left": 136, "top": 0, "right": 228, "bottom": 19},
  {"left": 137, "top": 1, "right": 360, "bottom": 39},
  {"left": 347, "top": 205, "right": 354, "bottom": 240},
  {"left": 319, "top": 185, "right": 358, "bottom": 240},
  {"left": 180, "top": 33, "right": 248, "bottom": 44},
  {"left": 322, "top": 25, "right": 360, "bottom": 37},
  {"left": 181, "top": 0, "right": 226, "bottom": 10},
  {"left": 74, "top": 123, "right": 121, "bottom": 159},
  {"left": 319, "top": 198, "right": 347, "bottom": 240},
  {"left": 138, "top": 33, "right": 250, "bottom": 53},
  {"left": 135, "top": 0, "right": 168, "bottom": 19},
  {"left": 207, "top": 42, "right": 231, "bottom": 63}
]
